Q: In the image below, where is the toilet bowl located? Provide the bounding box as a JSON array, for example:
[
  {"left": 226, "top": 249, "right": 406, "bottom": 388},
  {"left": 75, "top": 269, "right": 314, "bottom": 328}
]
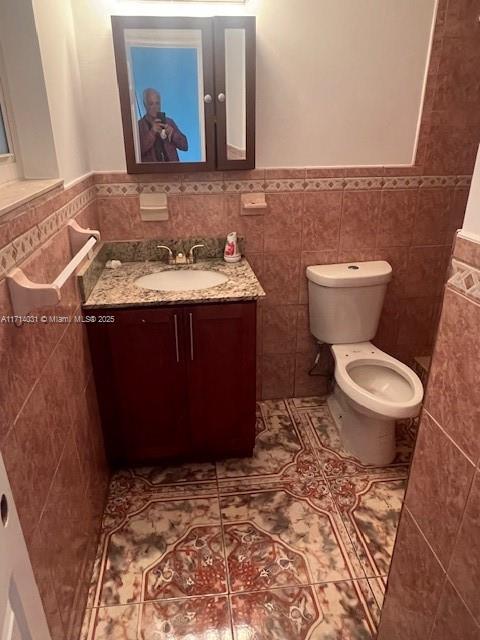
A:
[
  {"left": 332, "top": 342, "right": 423, "bottom": 419},
  {"left": 306, "top": 260, "right": 424, "bottom": 466},
  {"left": 328, "top": 342, "right": 423, "bottom": 465}
]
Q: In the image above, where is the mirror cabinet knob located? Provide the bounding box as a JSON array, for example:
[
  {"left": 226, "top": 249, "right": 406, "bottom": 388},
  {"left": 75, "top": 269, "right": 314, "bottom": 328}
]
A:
[{"left": 204, "top": 94, "right": 212, "bottom": 104}]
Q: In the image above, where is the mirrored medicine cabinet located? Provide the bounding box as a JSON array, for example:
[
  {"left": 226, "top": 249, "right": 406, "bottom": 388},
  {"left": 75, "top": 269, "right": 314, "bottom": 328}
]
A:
[{"left": 112, "top": 15, "right": 256, "bottom": 173}]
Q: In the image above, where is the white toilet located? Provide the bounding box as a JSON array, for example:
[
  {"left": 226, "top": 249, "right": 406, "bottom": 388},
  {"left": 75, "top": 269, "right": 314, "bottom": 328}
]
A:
[{"left": 306, "top": 261, "right": 423, "bottom": 466}]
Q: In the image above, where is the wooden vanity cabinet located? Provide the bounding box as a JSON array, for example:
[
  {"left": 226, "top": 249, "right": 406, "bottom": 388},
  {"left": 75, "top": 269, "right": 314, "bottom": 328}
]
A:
[
  {"left": 87, "top": 301, "right": 256, "bottom": 466},
  {"left": 186, "top": 302, "right": 256, "bottom": 459}
]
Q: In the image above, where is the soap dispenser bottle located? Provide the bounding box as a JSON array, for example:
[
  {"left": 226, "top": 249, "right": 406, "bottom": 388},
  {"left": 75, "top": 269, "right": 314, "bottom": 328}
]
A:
[{"left": 224, "top": 231, "right": 241, "bottom": 263}]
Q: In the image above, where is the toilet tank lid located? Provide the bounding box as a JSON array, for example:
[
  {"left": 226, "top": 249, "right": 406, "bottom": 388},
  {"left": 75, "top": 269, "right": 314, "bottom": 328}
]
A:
[{"left": 306, "top": 261, "right": 392, "bottom": 287}]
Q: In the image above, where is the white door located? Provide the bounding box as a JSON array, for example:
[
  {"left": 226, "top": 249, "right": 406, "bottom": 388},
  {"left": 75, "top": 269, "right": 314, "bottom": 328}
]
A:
[{"left": 0, "top": 453, "right": 51, "bottom": 640}]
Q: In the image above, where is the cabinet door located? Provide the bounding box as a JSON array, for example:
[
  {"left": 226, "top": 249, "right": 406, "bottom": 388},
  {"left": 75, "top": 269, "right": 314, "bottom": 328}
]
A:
[
  {"left": 185, "top": 302, "right": 256, "bottom": 458},
  {"left": 89, "top": 307, "right": 189, "bottom": 465},
  {"left": 214, "top": 16, "right": 256, "bottom": 170}
]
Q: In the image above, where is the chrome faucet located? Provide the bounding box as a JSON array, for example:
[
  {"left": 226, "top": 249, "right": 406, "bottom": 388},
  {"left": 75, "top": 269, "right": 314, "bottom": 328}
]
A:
[
  {"left": 187, "top": 244, "right": 205, "bottom": 264},
  {"left": 157, "top": 245, "right": 175, "bottom": 264},
  {"left": 157, "top": 243, "right": 205, "bottom": 265}
]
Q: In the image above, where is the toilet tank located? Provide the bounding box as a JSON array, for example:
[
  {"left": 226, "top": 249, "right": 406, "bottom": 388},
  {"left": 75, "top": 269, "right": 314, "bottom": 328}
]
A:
[{"left": 307, "top": 261, "right": 392, "bottom": 344}]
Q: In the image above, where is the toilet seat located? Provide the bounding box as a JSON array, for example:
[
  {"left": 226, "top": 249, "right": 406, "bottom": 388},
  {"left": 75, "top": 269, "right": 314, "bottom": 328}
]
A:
[{"left": 331, "top": 342, "right": 423, "bottom": 419}]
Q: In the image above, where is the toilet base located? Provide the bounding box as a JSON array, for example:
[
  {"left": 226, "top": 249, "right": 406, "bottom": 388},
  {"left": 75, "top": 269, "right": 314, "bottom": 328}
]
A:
[{"left": 327, "top": 384, "right": 396, "bottom": 466}]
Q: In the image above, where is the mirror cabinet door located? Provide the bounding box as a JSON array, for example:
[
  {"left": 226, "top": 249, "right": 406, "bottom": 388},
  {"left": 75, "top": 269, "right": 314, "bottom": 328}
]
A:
[
  {"left": 112, "top": 16, "right": 216, "bottom": 173},
  {"left": 214, "top": 16, "right": 256, "bottom": 170}
]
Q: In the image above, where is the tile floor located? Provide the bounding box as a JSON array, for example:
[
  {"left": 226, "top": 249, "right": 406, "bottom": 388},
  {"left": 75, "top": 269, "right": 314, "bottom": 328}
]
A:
[{"left": 81, "top": 397, "right": 416, "bottom": 640}]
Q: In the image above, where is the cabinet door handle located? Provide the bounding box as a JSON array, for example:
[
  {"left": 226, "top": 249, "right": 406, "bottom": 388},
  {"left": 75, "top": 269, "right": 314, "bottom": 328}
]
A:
[
  {"left": 174, "top": 314, "right": 179, "bottom": 363},
  {"left": 189, "top": 312, "right": 194, "bottom": 360},
  {"left": 217, "top": 92, "right": 226, "bottom": 103}
]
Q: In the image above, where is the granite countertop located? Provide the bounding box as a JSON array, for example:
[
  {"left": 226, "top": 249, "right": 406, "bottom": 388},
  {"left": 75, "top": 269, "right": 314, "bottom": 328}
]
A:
[{"left": 82, "top": 258, "right": 265, "bottom": 309}]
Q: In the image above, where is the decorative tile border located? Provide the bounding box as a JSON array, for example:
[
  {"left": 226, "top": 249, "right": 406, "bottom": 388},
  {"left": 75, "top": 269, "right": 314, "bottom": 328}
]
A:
[
  {"left": 0, "top": 186, "right": 96, "bottom": 277},
  {"left": 448, "top": 259, "right": 480, "bottom": 303},
  {"left": 264, "top": 178, "right": 308, "bottom": 192},
  {"left": 344, "top": 176, "right": 385, "bottom": 190},
  {"left": 224, "top": 179, "right": 267, "bottom": 193},
  {"left": 453, "top": 234, "right": 480, "bottom": 270},
  {"left": 95, "top": 183, "right": 142, "bottom": 197},
  {"left": 451, "top": 175, "right": 472, "bottom": 188},
  {"left": 304, "top": 178, "right": 346, "bottom": 191},
  {"left": 95, "top": 174, "right": 471, "bottom": 197},
  {"left": 181, "top": 180, "right": 225, "bottom": 194}
]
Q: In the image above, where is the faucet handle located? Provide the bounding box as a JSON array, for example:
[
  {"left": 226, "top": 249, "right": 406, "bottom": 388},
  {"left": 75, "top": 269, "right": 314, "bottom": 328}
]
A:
[
  {"left": 187, "top": 244, "right": 205, "bottom": 263},
  {"left": 157, "top": 245, "right": 174, "bottom": 263}
]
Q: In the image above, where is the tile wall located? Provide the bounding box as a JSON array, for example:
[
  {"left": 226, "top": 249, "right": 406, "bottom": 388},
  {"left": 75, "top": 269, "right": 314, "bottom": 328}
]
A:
[
  {"left": 377, "top": 232, "right": 480, "bottom": 638},
  {"left": 93, "top": 172, "right": 468, "bottom": 400},
  {"left": 0, "top": 177, "right": 109, "bottom": 640}
]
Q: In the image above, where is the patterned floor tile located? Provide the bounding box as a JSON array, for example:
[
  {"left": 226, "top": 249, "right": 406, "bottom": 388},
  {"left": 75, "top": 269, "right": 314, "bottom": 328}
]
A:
[
  {"left": 220, "top": 489, "right": 364, "bottom": 592},
  {"left": 85, "top": 473, "right": 219, "bottom": 608},
  {"left": 216, "top": 413, "right": 303, "bottom": 481},
  {"left": 108, "top": 466, "right": 217, "bottom": 501},
  {"left": 230, "top": 580, "right": 378, "bottom": 639},
  {"left": 289, "top": 396, "right": 327, "bottom": 410},
  {"left": 81, "top": 396, "right": 409, "bottom": 637},
  {"left": 103, "top": 470, "right": 218, "bottom": 533},
  {"left": 329, "top": 474, "right": 407, "bottom": 578},
  {"left": 81, "top": 605, "right": 137, "bottom": 640},
  {"left": 305, "top": 403, "right": 415, "bottom": 478},
  {"left": 258, "top": 399, "right": 291, "bottom": 417},
  {"left": 127, "top": 462, "right": 217, "bottom": 484},
  {"left": 141, "top": 597, "right": 233, "bottom": 639},
  {"left": 95, "top": 496, "right": 226, "bottom": 607},
  {"left": 368, "top": 575, "right": 387, "bottom": 610},
  {"left": 223, "top": 522, "right": 311, "bottom": 593},
  {"left": 82, "top": 596, "right": 232, "bottom": 640},
  {"left": 217, "top": 404, "right": 329, "bottom": 500}
]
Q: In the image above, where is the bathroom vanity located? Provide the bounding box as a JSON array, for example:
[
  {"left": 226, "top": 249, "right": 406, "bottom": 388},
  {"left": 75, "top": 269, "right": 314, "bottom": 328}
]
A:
[{"left": 80, "top": 247, "right": 264, "bottom": 466}]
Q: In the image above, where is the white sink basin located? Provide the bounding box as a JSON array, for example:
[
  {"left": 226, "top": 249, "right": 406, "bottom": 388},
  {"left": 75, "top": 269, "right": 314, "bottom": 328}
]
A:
[{"left": 134, "top": 269, "right": 228, "bottom": 292}]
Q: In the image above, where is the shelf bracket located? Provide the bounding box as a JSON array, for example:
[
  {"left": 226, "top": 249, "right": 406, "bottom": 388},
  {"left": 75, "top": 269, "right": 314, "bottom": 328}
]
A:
[{"left": 68, "top": 219, "right": 100, "bottom": 254}]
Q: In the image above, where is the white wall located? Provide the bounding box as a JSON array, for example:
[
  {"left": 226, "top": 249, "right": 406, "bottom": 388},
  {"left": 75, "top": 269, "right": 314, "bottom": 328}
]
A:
[
  {"left": 462, "top": 146, "right": 480, "bottom": 239},
  {"left": 71, "top": 0, "right": 436, "bottom": 171},
  {"left": 32, "top": 0, "right": 90, "bottom": 185},
  {"left": 256, "top": 0, "right": 436, "bottom": 168},
  {"left": 0, "top": 0, "right": 58, "bottom": 179}
]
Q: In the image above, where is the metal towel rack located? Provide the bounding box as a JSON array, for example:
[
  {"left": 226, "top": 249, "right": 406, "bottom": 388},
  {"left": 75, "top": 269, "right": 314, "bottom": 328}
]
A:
[{"left": 7, "top": 220, "right": 100, "bottom": 319}]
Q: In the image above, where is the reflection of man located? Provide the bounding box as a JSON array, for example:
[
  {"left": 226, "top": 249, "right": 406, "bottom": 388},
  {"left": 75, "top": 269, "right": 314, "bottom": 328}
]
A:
[{"left": 138, "top": 88, "right": 188, "bottom": 162}]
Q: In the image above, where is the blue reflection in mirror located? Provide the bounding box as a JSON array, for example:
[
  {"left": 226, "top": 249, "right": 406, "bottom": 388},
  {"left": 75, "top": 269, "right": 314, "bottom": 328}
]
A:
[{"left": 131, "top": 47, "right": 202, "bottom": 163}]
